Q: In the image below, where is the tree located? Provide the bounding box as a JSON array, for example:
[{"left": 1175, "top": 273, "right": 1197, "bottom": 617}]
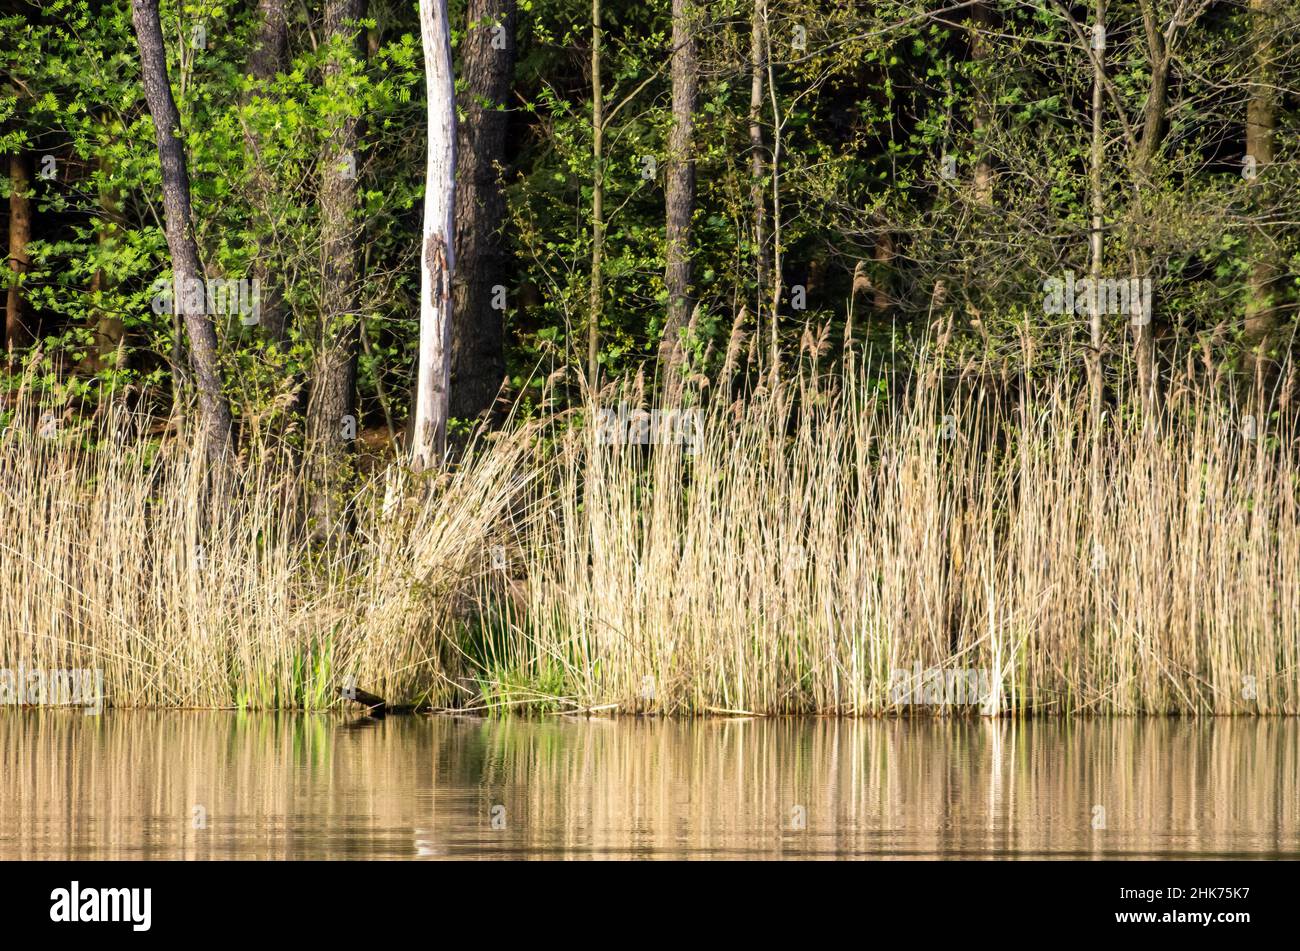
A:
[
  {"left": 450, "top": 0, "right": 516, "bottom": 421},
  {"left": 411, "top": 0, "right": 457, "bottom": 470},
  {"left": 5, "top": 153, "right": 31, "bottom": 355},
  {"left": 586, "top": 0, "right": 604, "bottom": 388},
  {"left": 307, "top": 0, "right": 366, "bottom": 513},
  {"left": 969, "top": 2, "right": 995, "bottom": 207},
  {"left": 1244, "top": 0, "right": 1281, "bottom": 386},
  {"left": 657, "top": 0, "right": 698, "bottom": 377},
  {"left": 131, "top": 0, "right": 233, "bottom": 464},
  {"left": 85, "top": 123, "right": 126, "bottom": 373},
  {"left": 747, "top": 0, "right": 768, "bottom": 329},
  {"left": 1088, "top": 0, "right": 1106, "bottom": 422},
  {"left": 246, "top": 0, "right": 289, "bottom": 342}
]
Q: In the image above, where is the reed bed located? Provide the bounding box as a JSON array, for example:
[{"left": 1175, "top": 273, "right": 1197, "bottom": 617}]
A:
[
  {"left": 1, "top": 353, "right": 1297, "bottom": 714},
  {"left": 0, "top": 396, "right": 543, "bottom": 709}
]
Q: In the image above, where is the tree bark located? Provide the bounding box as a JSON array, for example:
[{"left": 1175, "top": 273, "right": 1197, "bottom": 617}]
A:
[
  {"left": 1133, "top": 0, "right": 1170, "bottom": 176},
  {"left": 246, "top": 0, "right": 289, "bottom": 343},
  {"left": 657, "top": 0, "right": 698, "bottom": 379},
  {"left": 1088, "top": 0, "right": 1106, "bottom": 422},
  {"left": 5, "top": 153, "right": 32, "bottom": 356},
  {"left": 763, "top": 0, "right": 782, "bottom": 383},
  {"left": 587, "top": 0, "right": 604, "bottom": 389},
  {"left": 873, "top": 231, "right": 894, "bottom": 314},
  {"left": 747, "top": 0, "right": 768, "bottom": 331},
  {"left": 86, "top": 127, "right": 126, "bottom": 373},
  {"left": 412, "top": 0, "right": 457, "bottom": 470},
  {"left": 969, "top": 2, "right": 994, "bottom": 206},
  {"left": 1244, "top": 0, "right": 1280, "bottom": 385},
  {"left": 450, "top": 0, "right": 516, "bottom": 421},
  {"left": 249, "top": 0, "right": 288, "bottom": 81},
  {"left": 307, "top": 0, "right": 365, "bottom": 496},
  {"left": 1129, "top": 0, "right": 1171, "bottom": 415},
  {"left": 131, "top": 0, "right": 234, "bottom": 464}
]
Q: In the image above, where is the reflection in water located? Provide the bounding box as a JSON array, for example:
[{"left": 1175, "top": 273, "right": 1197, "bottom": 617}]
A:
[{"left": 1, "top": 712, "right": 1297, "bottom": 859}]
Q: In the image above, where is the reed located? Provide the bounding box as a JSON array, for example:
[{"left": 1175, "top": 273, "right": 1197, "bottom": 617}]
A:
[
  {"left": 1, "top": 351, "right": 1297, "bottom": 715},
  {"left": 524, "top": 352, "right": 1300, "bottom": 716}
]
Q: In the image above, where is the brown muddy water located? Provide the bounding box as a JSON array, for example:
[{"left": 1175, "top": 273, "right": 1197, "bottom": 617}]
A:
[{"left": 1, "top": 713, "right": 1297, "bottom": 859}]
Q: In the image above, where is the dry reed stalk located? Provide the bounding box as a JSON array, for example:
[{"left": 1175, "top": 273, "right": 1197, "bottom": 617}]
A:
[{"left": 1, "top": 354, "right": 1297, "bottom": 715}]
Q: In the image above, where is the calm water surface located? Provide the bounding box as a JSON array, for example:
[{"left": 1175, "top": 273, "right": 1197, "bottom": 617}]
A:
[{"left": 2, "top": 713, "right": 1297, "bottom": 859}]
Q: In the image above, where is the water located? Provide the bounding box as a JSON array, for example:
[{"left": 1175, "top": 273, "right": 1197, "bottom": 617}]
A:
[{"left": 2, "top": 712, "right": 1296, "bottom": 859}]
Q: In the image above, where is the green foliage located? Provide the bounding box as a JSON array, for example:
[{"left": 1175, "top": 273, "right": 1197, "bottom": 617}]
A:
[{"left": 1, "top": 0, "right": 1297, "bottom": 431}]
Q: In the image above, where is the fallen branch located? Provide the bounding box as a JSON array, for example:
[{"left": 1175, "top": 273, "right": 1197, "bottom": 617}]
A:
[{"left": 340, "top": 686, "right": 387, "bottom": 717}]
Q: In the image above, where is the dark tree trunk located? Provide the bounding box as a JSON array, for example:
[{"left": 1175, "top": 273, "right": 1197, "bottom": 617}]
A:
[
  {"left": 657, "top": 0, "right": 697, "bottom": 378},
  {"left": 249, "top": 0, "right": 288, "bottom": 81},
  {"left": 450, "top": 0, "right": 516, "bottom": 421},
  {"left": 131, "top": 0, "right": 234, "bottom": 464},
  {"left": 1244, "top": 0, "right": 1281, "bottom": 387},
  {"left": 86, "top": 125, "right": 126, "bottom": 373},
  {"left": 5, "top": 153, "right": 32, "bottom": 356},
  {"left": 1130, "top": 0, "right": 1174, "bottom": 415},
  {"left": 246, "top": 0, "right": 289, "bottom": 342},
  {"left": 969, "top": 2, "right": 995, "bottom": 206},
  {"left": 873, "top": 231, "right": 894, "bottom": 314},
  {"left": 586, "top": 0, "right": 603, "bottom": 388},
  {"left": 307, "top": 0, "right": 365, "bottom": 528},
  {"left": 748, "top": 0, "right": 768, "bottom": 326},
  {"left": 1087, "top": 0, "right": 1106, "bottom": 423}
]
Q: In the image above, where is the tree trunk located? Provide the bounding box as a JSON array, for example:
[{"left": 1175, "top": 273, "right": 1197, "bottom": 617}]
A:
[
  {"left": 307, "top": 0, "right": 365, "bottom": 502},
  {"left": 1134, "top": 0, "right": 1169, "bottom": 176},
  {"left": 587, "top": 0, "right": 604, "bottom": 389},
  {"left": 873, "top": 231, "right": 894, "bottom": 314},
  {"left": 5, "top": 153, "right": 32, "bottom": 356},
  {"left": 411, "top": 0, "right": 457, "bottom": 470},
  {"left": 1086, "top": 0, "right": 1108, "bottom": 659},
  {"left": 249, "top": 0, "right": 287, "bottom": 81},
  {"left": 451, "top": 0, "right": 516, "bottom": 421},
  {"left": 246, "top": 0, "right": 289, "bottom": 342},
  {"left": 763, "top": 0, "right": 782, "bottom": 384},
  {"left": 657, "top": 0, "right": 698, "bottom": 379},
  {"left": 86, "top": 129, "right": 126, "bottom": 373},
  {"left": 1088, "top": 0, "right": 1106, "bottom": 422},
  {"left": 969, "top": 3, "right": 994, "bottom": 206},
  {"left": 747, "top": 0, "right": 768, "bottom": 331},
  {"left": 1130, "top": 0, "right": 1171, "bottom": 415},
  {"left": 1244, "top": 0, "right": 1280, "bottom": 386},
  {"left": 131, "top": 0, "right": 233, "bottom": 464}
]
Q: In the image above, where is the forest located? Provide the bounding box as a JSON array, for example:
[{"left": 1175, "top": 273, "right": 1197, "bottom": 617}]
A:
[{"left": 0, "top": 0, "right": 1297, "bottom": 716}]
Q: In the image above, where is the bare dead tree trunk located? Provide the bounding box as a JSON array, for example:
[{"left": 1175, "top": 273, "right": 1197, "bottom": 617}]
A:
[
  {"left": 132, "top": 0, "right": 234, "bottom": 464},
  {"left": 657, "top": 0, "right": 698, "bottom": 380},
  {"left": 587, "top": 0, "right": 604, "bottom": 389},
  {"left": 412, "top": 0, "right": 457, "bottom": 470},
  {"left": 307, "top": 0, "right": 365, "bottom": 508},
  {"left": 246, "top": 0, "right": 289, "bottom": 342},
  {"left": 451, "top": 0, "right": 516, "bottom": 421},
  {"left": 5, "top": 153, "right": 31, "bottom": 357}
]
